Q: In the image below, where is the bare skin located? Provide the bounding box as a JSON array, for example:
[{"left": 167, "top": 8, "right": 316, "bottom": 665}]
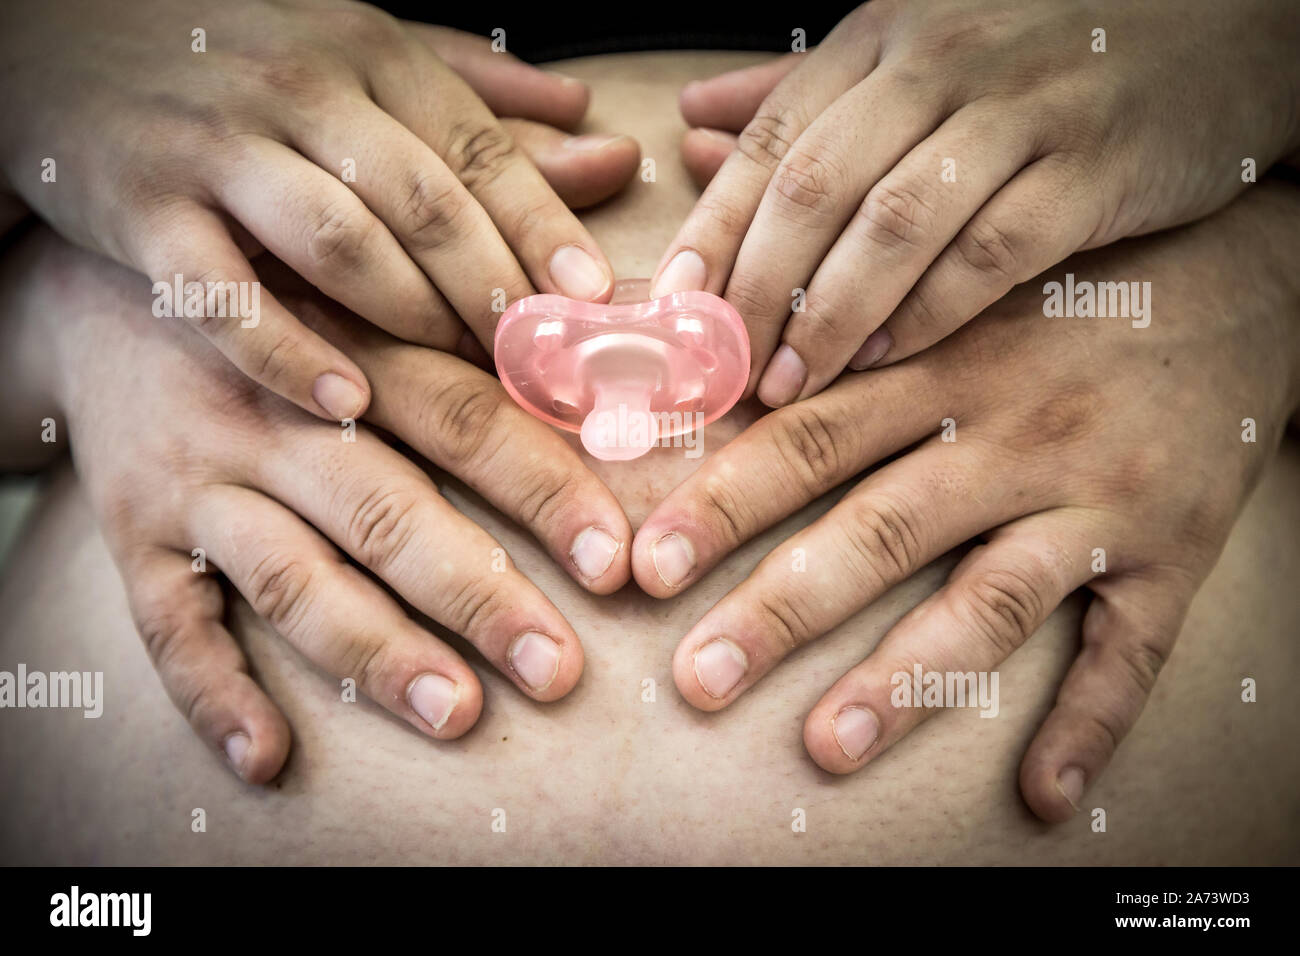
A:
[
  {"left": 654, "top": 0, "right": 1300, "bottom": 406},
  {"left": 0, "top": 51, "right": 1297, "bottom": 865},
  {"left": 0, "top": 0, "right": 641, "bottom": 420}
]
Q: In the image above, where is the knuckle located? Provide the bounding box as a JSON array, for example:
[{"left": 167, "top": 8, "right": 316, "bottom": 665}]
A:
[
  {"left": 254, "top": 59, "right": 331, "bottom": 106},
  {"left": 1076, "top": 708, "right": 1123, "bottom": 757},
  {"left": 755, "top": 590, "right": 812, "bottom": 652},
  {"left": 841, "top": 494, "right": 924, "bottom": 584},
  {"left": 445, "top": 121, "right": 517, "bottom": 191},
  {"left": 768, "top": 404, "right": 849, "bottom": 495},
  {"left": 792, "top": 286, "right": 851, "bottom": 340},
  {"left": 443, "top": 575, "right": 508, "bottom": 638},
  {"left": 345, "top": 486, "right": 420, "bottom": 569},
  {"left": 953, "top": 217, "right": 1024, "bottom": 283},
  {"left": 398, "top": 170, "right": 467, "bottom": 250},
  {"left": 189, "top": 102, "right": 240, "bottom": 144},
  {"left": 907, "top": 17, "right": 1001, "bottom": 63},
  {"left": 177, "top": 266, "right": 232, "bottom": 333},
  {"left": 961, "top": 566, "right": 1046, "bottom": 655},
  {"left": 770, "top": 147, "right": 843, "bottom": 218},
  {"left": 305, "top": 202, "right": 373, "bottom": 273},
  {"left": 723, "top": 274, "right": 771, "bottom": 324},
  {"left": 181, "top": 678, "right": 218, "bottom": 729},
  {"left": 135, "top": 603, "right": 191, "bottom": 668},
  {"left": 895, "top": 281, "right": 957, "bottom": 338},
  {"left": 335, "top": 633, "right": 390, "bottom": 692},
  {"left": 245, "top": 552, "right": 316, "bottom": 632},
  {"left": 419, "top": 376, "right": 508, "bottom": 464},
  {"left": 737, "top": 108, "right": 800, "bottom": 169},
  {"left": 499, "top": 192, "right": 554, "bottom": 247},
  {"left": 694, "top": 193, "right": 751, "bottom": 237},
  {"left": 326, "top": 5, "right": 402, "bottom": 49},
  {"left": 1114, "top": 637, "right": 1168, "bottom": 695},
  {"left": 858, "top": 179, "right": 938, "bottom": 253},
  {"left": 998, "top": 381, "right": 1102, "bottom": 456},
  {"left": 515, "top": 468, "right": 579, "bottom": 529},
  {"left": 248, "top": 329, "right": 301, "bottom": 384},
  {"left": 696, "top": 471, "right": 752, "bottom": 548}
]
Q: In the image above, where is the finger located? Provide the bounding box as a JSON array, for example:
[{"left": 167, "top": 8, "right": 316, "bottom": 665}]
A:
[
  {"left": 288, "top": 97, "right": 531, "bottom": 348},
  {"left": 405, "top": 22, "right": 590, "bottom": 129},
  {"left": 649, "top": 7, "right": 883, "bottom": 301},
  {"left": 766, "top": 103, "right": 1037, "bottom": 401},
  {"left": 680, "top": 55, "right": 803, "bottom": 132},
  {"left": 1019, "top": 572, "right": 1192, "bottom": 822},
  {"left": 681, "top": 127, "right": 737, "bottom": 190},
  {"left": 120, "top": 546, "right": 290, "bottom": 783},
  {"left": 871, "top": 157, "right": 1100, "bottom": 366},
  {"left": 216, "top": 135, "right": 463, "bottom": 350},
  {"left": 500, "top": 119, "right": 640, "bottom": 209},
  {"left": 279, "top": 287, "right": 633, "bottom": 594},
  {"left": 131, "top": 202, "right": 370, "bottom": 422},
  {"left": 802, "top": 512, "right": 1098, "bottom": 773},
  {"left": 371, "top": 47, "right": 615, "bottom": 306},
  {"left": 735, "top": 65, "right": 952, "bottom": 404},
  {"left": 670, "top": 438, "right": 1037, "bottom": 710},
  {"left": 244, "top": 430, "right": 588, "bottom": 698},
  {"left": 633, "top": 361, "right": 948, "bottom": 597},
  {"left": 195, "top": 486, "right": 490, "bottom": 734}
]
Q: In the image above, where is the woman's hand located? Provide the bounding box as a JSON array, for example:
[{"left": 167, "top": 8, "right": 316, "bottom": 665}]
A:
[
  {"left": 654, "top": 0, "right": 1300, "bottom": 406},
  {"left": 633, "top": 179, "right": 1300, "bottom": 821},
  {"left": 2, "top": 228, "right": 635, "bottom": 782},
  {"left": 0, "top": 0, "right": 638, "bottom": 420}
]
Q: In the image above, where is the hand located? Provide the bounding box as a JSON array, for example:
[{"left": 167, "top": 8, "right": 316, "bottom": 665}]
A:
[
  {"left": 653, "top": 0, "right": 1300, "bottom": 406},
  {"left": 4, "top": 228, "right": 634, "bottom": 782},
  {"left": 0, "top": 0, "right": 638, "bottom": 420},
  {"left": 633, "top": 179, "right": 1300, "bottom": 820}
]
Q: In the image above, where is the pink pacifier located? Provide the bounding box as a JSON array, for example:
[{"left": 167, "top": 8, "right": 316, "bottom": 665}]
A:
[{"left": 494, "top": 279, "right": 750, "bottom": 461}]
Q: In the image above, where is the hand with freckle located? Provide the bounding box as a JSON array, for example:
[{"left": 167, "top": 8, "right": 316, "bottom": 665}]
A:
[{"left": 628, "top": 178, "right": 1300, "bottom": 822}]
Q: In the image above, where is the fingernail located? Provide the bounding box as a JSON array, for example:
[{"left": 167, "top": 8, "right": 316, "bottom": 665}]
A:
[
  {"left": 651, "top": 249, "right": 707, "bottom": 298},
  {"left": 407, "top": 673, "right": 459, "bottom": 731},
  {"left": 651, "top": 531, "right": 696, "bottom": 589},
  {"left": 831, "top": 706, "right": 879, "bottom": 761},
  {"left": 571, "top": 526, "right": 620, "bottom": 580},
  {"left": 223, "top": 732, "right": 250, "bottom": 775},
  {"left": 848, "top": 328, "right": 892, "bottom": 370},
  {"left": 547, "top": 71, "right": 585, "bottom": 88},
  {"left": 549, "top": 244, "right": 611, "bottom": 301},
  {"left": 509, "top": 631, "right": 562, "bottom": 692},
  {"left": 693, "top": 638, "right": 747, "bottom": 699},
  {"left": 562, "top": 134, "right": 625, "bottom": 150},
  {"left": 756, "top": 344, "right": 807, "bottom": 407},
  {"left": 312, "top": 372, "right": 366, "bottom": 421},
  {"left": 1056, "top": 766, "right": 1085, "bottom": 812}
]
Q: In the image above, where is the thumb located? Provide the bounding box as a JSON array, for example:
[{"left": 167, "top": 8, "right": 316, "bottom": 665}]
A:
[
  {"left": 500, "top": 119, "right": 641, "bottom": 208},
  {"left": 404, "top": 22, "right": 590, "bottom": 129},
  {"left": 679, "top": 54, "right": 802, "bottom": 131}
]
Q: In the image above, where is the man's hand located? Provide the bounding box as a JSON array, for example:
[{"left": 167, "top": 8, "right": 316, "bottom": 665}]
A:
[
  {"left": 634, "top": 179, "right": 1300, "bottom": 821},
  {"left": 4, "top": 228, "right": 634, "bottom": 782}
]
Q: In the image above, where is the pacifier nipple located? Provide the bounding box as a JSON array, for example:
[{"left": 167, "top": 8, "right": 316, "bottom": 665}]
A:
[{"left": 580, "top": 385, "right": 660, "bottom": 461}]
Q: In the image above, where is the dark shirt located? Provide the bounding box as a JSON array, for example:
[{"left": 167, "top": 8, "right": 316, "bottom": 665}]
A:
[{"left": 376, "top": 0, "right": 859, "bottom": 62}]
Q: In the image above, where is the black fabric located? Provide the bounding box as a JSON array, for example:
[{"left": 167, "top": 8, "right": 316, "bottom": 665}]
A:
[{"left": 376, "top": 1, "right": 860, "bottom": 62}]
